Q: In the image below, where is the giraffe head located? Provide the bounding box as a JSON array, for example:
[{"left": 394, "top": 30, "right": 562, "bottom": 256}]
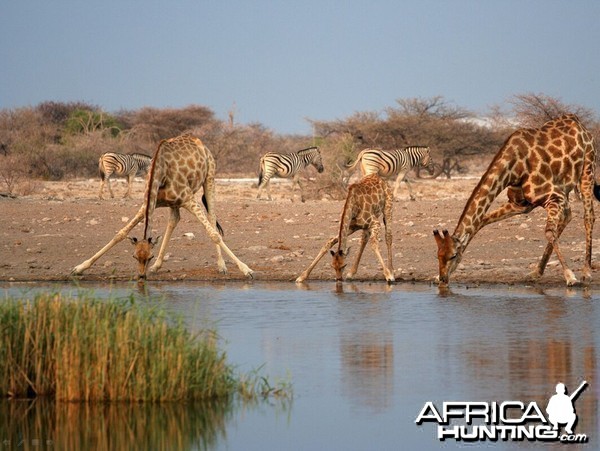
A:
[
  {"left": 433, "top": 229, "right": 469, "bottom": 286},
  {"left": 330, "top": 248, "right": 349, "bottom": 281},
  {"left": 129, "top": 236, "right": 161, "bottom": 280}
]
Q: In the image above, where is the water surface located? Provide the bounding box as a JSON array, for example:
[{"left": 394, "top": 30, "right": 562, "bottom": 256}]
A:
[{"left": 1, "top": 281, "right": 598, "bottom": 450}]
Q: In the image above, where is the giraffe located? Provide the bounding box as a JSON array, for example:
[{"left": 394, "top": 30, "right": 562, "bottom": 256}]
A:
[
  {"left": 296, "top": 174, "right": 395, "bottom": 283},
  {"left": 433, "top": 114, "right": 599, "bottom": 287},
  {"left": 72, "top": 134, "right": 253, "bottom": 280}
]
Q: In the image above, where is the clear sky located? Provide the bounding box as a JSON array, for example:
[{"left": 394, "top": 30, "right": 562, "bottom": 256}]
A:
[{"left": 2, "top": 1, "right": 599, "bottom": 134}]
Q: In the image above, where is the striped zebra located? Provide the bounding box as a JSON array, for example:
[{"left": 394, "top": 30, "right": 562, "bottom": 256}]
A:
[
  {"left": 257, "top": 146, "right": 324, "bottom": 202},
  {"left": 345, "top": 146, "right": 434, "bottom": 200},
  {"left": 98, "top": 152, "right": 152, "bottom": 199}
]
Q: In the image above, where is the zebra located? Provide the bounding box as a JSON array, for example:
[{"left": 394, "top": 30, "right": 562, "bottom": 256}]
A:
[
  {"left": 345, "top": 146, "right": 434, "bottom": 200},
  {"left": 98, "top": 152, "right": 152, "bottom": 199},
  {"left": 257, "top": 146, "right": 324, "bottom": 202}
]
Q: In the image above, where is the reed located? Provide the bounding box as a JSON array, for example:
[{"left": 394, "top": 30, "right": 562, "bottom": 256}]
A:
[{"left": 0, "top": 293, "right": 284, "bottom": 402}]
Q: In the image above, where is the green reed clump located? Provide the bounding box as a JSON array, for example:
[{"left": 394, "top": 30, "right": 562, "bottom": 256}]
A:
[{"left": 0, "top": 293, "right": 281, "bottom": 402}]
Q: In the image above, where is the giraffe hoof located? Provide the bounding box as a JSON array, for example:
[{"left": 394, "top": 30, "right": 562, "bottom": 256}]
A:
[
  {"left": 564, "top": 269, "right": 578, "bottom": 286},
  {"left": 71, "top": 267, "right": 83, "bottom": 276},
  {"left": 149, "top": 264, "right": 161, "bottom": 274}
]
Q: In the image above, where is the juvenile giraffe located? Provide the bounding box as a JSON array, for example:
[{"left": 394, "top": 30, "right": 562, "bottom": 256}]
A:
[
  {"left": 296, "top": 174, "right": 395, "bottom": 283},
  {"left": 72, "top": 134, "right": 253, "bottom": 280},
  {"left": 434, "top": 114, "right": 599, "bottom": 287}
]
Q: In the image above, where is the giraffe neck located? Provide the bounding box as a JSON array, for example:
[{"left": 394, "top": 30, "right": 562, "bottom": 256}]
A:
[
  {"left": 142, "top": 141, "right": 164, "bottom": 239},
  {"left": 453, "top": 157, "right": 513, "bottom": 244},
  {"left": 337, "top": 191, "right": 356, "bottom": 252}
]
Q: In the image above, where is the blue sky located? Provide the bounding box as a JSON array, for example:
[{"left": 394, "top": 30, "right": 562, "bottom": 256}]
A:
[{"left": 2, "top": 1, "right": 599, "bottom": 134}]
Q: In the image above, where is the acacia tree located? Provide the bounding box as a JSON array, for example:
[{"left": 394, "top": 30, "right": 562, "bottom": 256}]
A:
[
  {"left": 508, "top": 93, "right": 596, "bottom": 128},
  {"left": 311, "top": 96, "right": 504, "bottom": 180}
]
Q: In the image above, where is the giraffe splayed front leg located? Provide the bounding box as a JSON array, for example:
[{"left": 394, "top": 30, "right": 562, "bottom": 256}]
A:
[
  {"left": 73, "top": 135, "right": 253, "bottom": 281},
  {"left": 296, "top": 174, "right": 395, "bottom": 283}
]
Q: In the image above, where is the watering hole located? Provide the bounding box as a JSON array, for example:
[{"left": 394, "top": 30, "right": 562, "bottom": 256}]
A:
[{"left": 1, "top": 281, "right": 598, "bottom": 450}]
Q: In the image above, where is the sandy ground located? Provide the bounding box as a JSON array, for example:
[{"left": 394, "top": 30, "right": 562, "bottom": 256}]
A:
[{"left": 2, "top": 175, "right": 600, "bottom": 288}]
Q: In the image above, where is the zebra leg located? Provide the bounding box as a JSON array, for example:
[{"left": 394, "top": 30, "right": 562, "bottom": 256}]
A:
[
  {"left": 106, "top": 175, "right": 115, "bottom": 198},
  {"left": 257, "top": 176, "right": 273, "bottom": 201},
  {"left": 266, "top": 179, "right": 273, "bottom": 201},
  {"left": 295, "top": 175, "right": 306, "bottom": 203},
  {"left": 124, "top": 173, "right": 134, "bottom": 198},
  {"left": 98, "top": 178, "right": 106, "bottom": 199},
  {"left": 295, "top": 236, "right": 338, "bottom": 283},
  {"left": 71, "top": 205, "right": 146, "bottom": 275},
  {"left": 392, "top": 173, "right": 414, "bottom": 200},
  {"left": 184, "top": 200, "right": 253, "bottom": 278},
  {"left": 149, "top": 207, "right": 180, "bottom": 273},
  {"left": 404, "top": 179, "right": 416, "bottom": 201},
  {"left": 256, "top": 179, "right": 265, "bottom": 199}
]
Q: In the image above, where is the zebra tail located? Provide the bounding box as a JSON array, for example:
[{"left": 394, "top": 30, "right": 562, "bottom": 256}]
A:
[
  {"left": 258, "top": 159, "right": 264, "bottom": 186},
  {"left": 202, "top": 194, "right": 224, "bottom": 236},
  {"left": 345, "top": 150, "right": 366, "bottom": 173},
  {"left": 98, "top": 159, "right": 106, "bottom": 181}
]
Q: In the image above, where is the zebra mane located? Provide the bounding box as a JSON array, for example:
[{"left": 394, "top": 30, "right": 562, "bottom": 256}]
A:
[
  {"left": 296, "top": 146, "right": 319, "bottom": 155},
  {"left": 129, "top": 152, "right": 151, "bottom": 159}
]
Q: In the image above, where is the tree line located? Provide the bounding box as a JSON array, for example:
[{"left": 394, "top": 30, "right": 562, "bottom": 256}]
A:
[{"left": 1, "top": 93, "right": 598, "bottom": 197}]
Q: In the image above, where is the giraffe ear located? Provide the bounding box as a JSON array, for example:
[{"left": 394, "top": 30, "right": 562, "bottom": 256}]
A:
[{"left": 148, "top": 236, "right": 162, "bottom": 246}]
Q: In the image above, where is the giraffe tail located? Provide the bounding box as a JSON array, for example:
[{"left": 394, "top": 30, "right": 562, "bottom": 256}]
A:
[
  {"left": 594, "top": 183, "right": 600, "bottom": 202},
  {"left": 201, "top": 194, "right": 224, "bottom": 236}
]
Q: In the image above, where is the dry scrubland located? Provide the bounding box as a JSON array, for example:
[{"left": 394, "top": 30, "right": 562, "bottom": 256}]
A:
[{"left": 2, "top": 173, "right": 600, "bottom": 288}]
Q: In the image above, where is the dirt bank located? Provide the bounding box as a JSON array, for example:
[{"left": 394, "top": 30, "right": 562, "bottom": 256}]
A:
[{"left": 1, "top": 176, "right": 599, "bottom": 288}]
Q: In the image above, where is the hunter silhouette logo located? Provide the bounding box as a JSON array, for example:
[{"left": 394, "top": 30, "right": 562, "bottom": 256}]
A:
[
  {"left": 415, "top": 380, "right": 589, "bottom": 443},
  {"left": 546, "top": 381, "right": 587, "bottom": 435}
]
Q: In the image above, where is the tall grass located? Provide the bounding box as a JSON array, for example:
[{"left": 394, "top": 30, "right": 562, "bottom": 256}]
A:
[{"left": 0, "top": 293, "right": 286, "bottom": 402}]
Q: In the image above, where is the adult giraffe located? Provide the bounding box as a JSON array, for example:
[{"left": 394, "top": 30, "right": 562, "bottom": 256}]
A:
[
  {"left": 434, "top": 114, "right": 599, "bottom": 287},
  {"left": 72, "top": 134, "right": 253, "bottom": 280}
]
